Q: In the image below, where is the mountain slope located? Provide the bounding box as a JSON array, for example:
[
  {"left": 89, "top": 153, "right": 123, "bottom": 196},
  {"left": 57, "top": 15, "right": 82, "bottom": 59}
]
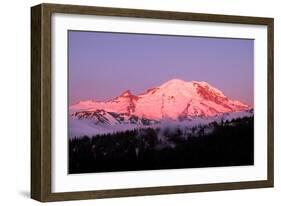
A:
[{"left": 70, "top": 79, "right": 249, "bottom": 120}]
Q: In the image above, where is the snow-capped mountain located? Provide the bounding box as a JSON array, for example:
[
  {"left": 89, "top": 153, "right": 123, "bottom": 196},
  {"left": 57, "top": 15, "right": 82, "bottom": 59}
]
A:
[{"left": 70, "top": 79, "right": 250, "bottom": 121}]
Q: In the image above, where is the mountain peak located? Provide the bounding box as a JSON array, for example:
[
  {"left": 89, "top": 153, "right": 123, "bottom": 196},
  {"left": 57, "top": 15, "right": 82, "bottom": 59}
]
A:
[
  {"left": 159, "top": 79, "right": 189, "bottom": 91},
  {"left": 120, "top": 90, "right": 133, "bottom": 97},
  {"left": 70, "top": 78, "right": 249, "bottom": 120},
  {"left": 162, "top": 78, "right": 187, "bottom": 85}
]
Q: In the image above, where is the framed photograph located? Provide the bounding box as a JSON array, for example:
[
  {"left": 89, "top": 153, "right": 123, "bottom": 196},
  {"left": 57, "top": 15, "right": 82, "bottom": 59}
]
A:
[{"left": 31, "top": 3, "right": 274, "bottom": 202}]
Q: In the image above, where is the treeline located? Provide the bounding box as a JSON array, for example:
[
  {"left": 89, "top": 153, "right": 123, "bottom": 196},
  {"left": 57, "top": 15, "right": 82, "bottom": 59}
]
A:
[{"left": 69, "top": 116, "right": 254, "bottom": 174}]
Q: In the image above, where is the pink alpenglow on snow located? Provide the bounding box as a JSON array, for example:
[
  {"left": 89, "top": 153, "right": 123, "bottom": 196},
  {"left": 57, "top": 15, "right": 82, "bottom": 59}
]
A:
[
  {"left": 69, "top": 79, "right": 253, "bottom": 138},
  {"left": 70, "top": 79, "right": 250, "bottom": 120}
]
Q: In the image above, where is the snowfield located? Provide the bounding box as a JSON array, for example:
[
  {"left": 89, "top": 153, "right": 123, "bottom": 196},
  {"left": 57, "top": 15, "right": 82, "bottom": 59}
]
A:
[
  {"left": 69, "top": 79, "right": 253, "bottom": 138},
  {"left": 70, "top": 79, "right": 250, "bottom": 119}
]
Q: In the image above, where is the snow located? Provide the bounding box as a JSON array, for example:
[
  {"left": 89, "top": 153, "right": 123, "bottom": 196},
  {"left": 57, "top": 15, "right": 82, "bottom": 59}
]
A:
[
  {"left": 70, "top": 79, "right": 249, "bottom": 120},
  {"left": 69, "top": 117, "right": 153, "bottom": 139},
  {"left": 69, "top": 110, "right": 253, "bottom": 138},
  {"left": 69, "top": 78, "right": 252, "bottom": 138}
]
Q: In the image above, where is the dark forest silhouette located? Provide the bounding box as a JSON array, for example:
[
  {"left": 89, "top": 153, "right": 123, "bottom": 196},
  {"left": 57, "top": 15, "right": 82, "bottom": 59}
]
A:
[{"left": 69, "top": 116, "right": 254, "bottom": 174}]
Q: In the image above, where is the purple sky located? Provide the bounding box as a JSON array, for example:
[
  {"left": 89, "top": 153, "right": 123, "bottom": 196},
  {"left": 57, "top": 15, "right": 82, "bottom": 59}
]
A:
[{"left": 68, "top": 31, "right": 253, "bottom": 106}]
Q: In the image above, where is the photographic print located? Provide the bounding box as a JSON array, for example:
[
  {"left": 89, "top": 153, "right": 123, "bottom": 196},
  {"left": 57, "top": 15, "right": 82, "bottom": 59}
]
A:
[
  {"left": 68, "top": 31, "right": 254, "bottom": 174},
  {"left": 31, "top": 4, "right": 273, "bottom": 201}
]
